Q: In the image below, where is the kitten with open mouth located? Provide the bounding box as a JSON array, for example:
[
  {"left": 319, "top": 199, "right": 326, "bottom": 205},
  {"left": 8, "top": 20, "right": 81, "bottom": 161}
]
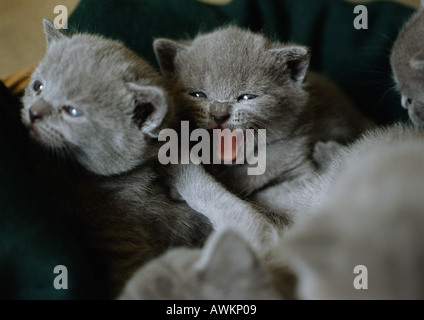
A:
[{"left": 154, "top": 25, "right": 373, "bottom": 222}]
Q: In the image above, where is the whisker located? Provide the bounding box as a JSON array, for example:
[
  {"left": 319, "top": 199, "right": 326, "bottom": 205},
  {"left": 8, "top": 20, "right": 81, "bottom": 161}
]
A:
[
  {"left": 380, "top": 85, "right": 399, "bottom": 102},
  {"left": 252, "top": 124, "right": 271, "bottom": 144},
  {"left": 252, "top": 124, "right": 269, "bottom": 144},
  {"left": 254, "top": 120, "right": 283, "bottom": 142}
]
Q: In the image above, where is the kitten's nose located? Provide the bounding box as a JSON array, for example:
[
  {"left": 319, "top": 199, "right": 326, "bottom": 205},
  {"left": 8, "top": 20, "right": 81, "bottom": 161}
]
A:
[
  {"left": 211, "top": 114, "right": 230, "bottom": 125},
  {"left": 29, "top": 109, "right": 44, "bottom": 123},
  {"left": 29, "top": 99, "right": 53, "bottom": 123},
  {"left": 210, "top": 103, "right": 231, "bottom": 125}
]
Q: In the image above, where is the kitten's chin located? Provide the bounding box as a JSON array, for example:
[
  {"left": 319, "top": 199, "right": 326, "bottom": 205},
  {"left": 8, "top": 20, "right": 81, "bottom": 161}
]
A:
[{"left": 28, "top": 125, "right": 66, "bottom": 150}]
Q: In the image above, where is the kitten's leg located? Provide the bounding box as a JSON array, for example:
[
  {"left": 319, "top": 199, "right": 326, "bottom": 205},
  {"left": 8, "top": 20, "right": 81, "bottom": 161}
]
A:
[
  {"left": 254, "top": 140, "right": 346, "bottom": 222},
  {"left": 252, "top": 172, "right": 329, "bottom": 223},
  {"left": 170, "top": 162, "right": 284, "bottom": 251}
]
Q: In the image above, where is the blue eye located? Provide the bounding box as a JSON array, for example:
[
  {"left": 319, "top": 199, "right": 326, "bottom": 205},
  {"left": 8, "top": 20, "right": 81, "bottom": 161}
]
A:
[
  {"left": 190, "top": 92, "right": 207, "bottom": 98},
  {"left": 63, "top": 106, "right": 84, "bottom": 117},
  {"left": 238, "top": 94, "right": 258, "bottom": 101},
  {"left": 33, "top": 80, "right": 44, "bottom": 94},
  {"left": 407, "top": 98, "right": 413, "bottom": 105}
]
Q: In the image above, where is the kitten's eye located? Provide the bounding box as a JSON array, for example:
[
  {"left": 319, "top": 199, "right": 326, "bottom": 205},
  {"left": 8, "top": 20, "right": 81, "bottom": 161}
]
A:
[
  {"left": 33, "top": 80, "right": 44, "bottom": 95},
  {"left": 62, "top": 106, "right": 84, "bottom": 117},
  {"left": 189, "top": 92, "right": 208, "bottom": 99},
  {"left": 238, "top": 94, "right": 258, "bottom": 101},
  {"left": 407, "top": 98, "right": 413, "bottom": 105}
]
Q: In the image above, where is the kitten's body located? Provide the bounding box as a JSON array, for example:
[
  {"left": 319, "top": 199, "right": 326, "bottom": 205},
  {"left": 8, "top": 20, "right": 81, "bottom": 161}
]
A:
[
  {"left": 391, "top": 5, "right": 424, "bottom": 126},
  {"left": 21, "top": 21, "right": 213, "bottom": 297},
  {"left": 23, "top": 21, "right": 289, "bottom": 298},
  {"left": 119, "top": 229, "right": 286, "bottom": 300},
  {"left": 284, "top": 124, "right": 424, "bottom": 299},
  {"left": 121, "top": 124, "right": 424, "bottom": 300},
  {"left": 154, "top": 26, "right": 372, "bottom": 221},
  {"left": 118, "top": 24, "right": 424, "bottom": 300}
]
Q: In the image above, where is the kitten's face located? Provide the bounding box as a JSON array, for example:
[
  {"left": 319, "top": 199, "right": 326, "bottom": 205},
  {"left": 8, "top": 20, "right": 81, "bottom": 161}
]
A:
[
  {"left": 391, "top": 9, "right": 424, "bottom": 126},
  {"left": 119, "top": 230, "right": 280, "bottom": 300},
  {"left": 154, "top": 26, "right": 310, "bottom": 145},
  {"left": 22, "top": 20, "right": 167, "bottom": 176}
]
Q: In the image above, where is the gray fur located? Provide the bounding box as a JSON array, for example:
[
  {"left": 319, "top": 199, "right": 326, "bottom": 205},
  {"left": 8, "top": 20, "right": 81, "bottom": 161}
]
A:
[
  {"left": 284, "top": 124, "right": 424, "bottom": 299},
  {"left": 154, "top": 26, "right": 372, "bottom": 222},
  {"left": 21, "top": 19, "right": 212, "bottom": 298},
  {"left": 391, "top": 7, "right": 424, "bottom": 126},
  {"left": 119, "top": 229, "right": 283, "bottom": 300},
  {"left": 43, "top": 19, "right": 67, "bottom": 46},
  {"left": 125, "top": 124, "right": 424, "bottom": 300},
  {"left": 170, "top": 158, "right": 287, "bottom": 252},
  {"left": 23, "top": 20, "right": 170, "bottom": 176}
]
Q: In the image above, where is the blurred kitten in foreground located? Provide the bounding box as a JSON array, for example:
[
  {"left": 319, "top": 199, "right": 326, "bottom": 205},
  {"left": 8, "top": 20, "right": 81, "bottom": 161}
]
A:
[
  {"left": 120, "top": 125, "right": 424, "bottom": 300},
  {"left": 286, "top": 124, "right": 424, "bottom": 299},
  {"left": 119, "top": 229, "right": 283, "bottom": 300}
]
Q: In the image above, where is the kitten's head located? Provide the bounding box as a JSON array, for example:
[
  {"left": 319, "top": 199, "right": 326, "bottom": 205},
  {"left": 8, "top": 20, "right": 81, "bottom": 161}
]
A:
[
  {"left": 391, "top": 8, "right": 424, "bottom": 126},
  {"left": 119, "top": 229, "right": 281, "bottom": 300},
  {"left": 154, "top": 26, "right": 310, "bottom": 144},
  {"left": 21, "top": 19, "right": 169, "bottom": 176}
]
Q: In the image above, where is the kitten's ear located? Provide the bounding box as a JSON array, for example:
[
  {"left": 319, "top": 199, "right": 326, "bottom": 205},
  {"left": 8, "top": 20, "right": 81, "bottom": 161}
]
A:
[
  {"left": 410, "top": 50, "right": 424, "bottom": 70},
  {"left": 43, "top": 18, "right": 68, "bottom": 47},
  {"left": 195, "top": 230, "right": 264, "bottom": 283},
  {"left": 153, "top": 38, "right": 187, "bottom": 76},
  {"left": 269, "top": 45, "right": 310, "bottom": 83},
  {"left": 128, "top": 84, "right": 168, "bottom": 138}
]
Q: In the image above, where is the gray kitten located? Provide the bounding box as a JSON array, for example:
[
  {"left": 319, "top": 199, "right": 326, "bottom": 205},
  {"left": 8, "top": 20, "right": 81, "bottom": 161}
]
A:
[
  {"left": 121, "top": 125, "right": 424, "bottom": 300},
  {"left": 21, "top": 19, "right": 213, "bottom": 298},
  {"left": 119, "top": 229, "right": 285, "bottom": 300},
  {"left": 154, "top": 26, "right": 372, "bottom": 221},
  {"left": 284, "top": 124, "right": 424, "bottom": 299},
  {"left": 391, "top": 5, "right": 424, "bottom": 126}
]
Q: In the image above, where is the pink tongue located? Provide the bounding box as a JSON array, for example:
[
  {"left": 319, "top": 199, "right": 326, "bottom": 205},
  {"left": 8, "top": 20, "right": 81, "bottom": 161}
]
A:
[{"left": 217, "top": 130, "right": 241, "bottom": 162}]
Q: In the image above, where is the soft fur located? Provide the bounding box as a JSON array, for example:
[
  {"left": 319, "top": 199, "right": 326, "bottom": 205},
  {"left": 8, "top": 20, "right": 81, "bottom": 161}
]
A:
[
  {"left": 122, "top": 124, "right": 424, "bottom": 300},
  {"left": 117, "top": 22, "right": 424, "bottom": 302},
  {"left": 391, "top": 5, "right": 424, "bottom": 126},
  {"left": 119, "top": 229, "right": 284, "bottom": 300},
  {"left": 154, "top": 26, "right": 372, "bottom": 222},
  {"left": 284, "top": 124, "right": 424, "bottom": 299},
  {"left": 23, "top": 21, "right": 169, "bottom": 176},
  {"left": 21, "top": 20, "right": 213, "bottom": 298}
]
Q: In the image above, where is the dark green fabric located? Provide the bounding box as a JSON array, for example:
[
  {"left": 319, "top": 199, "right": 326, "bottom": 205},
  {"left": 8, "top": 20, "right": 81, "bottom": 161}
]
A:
[
  {"left": 69, "top": 0, "right": 415, "bottom": 124},
  {"left": 0, "top": 82, "right": 100, "bottom": 299}
]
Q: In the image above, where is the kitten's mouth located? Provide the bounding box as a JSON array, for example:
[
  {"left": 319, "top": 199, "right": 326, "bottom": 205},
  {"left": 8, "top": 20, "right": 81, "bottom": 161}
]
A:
[
  {"left": 28, "top": 124, "right": 40, "bottom": 138},
  {"left": 27, "top": 124, "right": 65, "bottom": 149},
  {"left": 216, "top": 128, "right": 246, "bottom": 163},
  {"left": 204, "top": 122, "right": 258, "bottom": 164},
  {"left": 210, "top": 124, "right": 257, "bottom": 164}
]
